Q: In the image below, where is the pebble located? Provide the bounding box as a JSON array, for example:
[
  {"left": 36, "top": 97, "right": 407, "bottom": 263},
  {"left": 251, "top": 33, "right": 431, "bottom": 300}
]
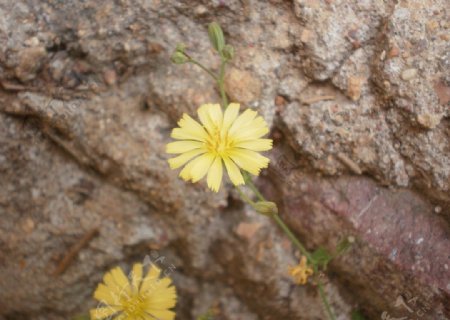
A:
[{"left": 401, "top": 68, "right": 418, "bottom": 81}]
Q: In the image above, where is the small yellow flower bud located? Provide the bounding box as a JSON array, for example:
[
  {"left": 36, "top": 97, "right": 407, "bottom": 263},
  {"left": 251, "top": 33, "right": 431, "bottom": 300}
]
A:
[
  {"left": 171, "top": 51, "right": 189, "bottom": 64},
  {"left": 222, "top": 44, "right": 234, "bottom": 60},
  {"left": 254, "top": 201, "right": 278, "bottom": 216},
  {"left": 288, "top": 256, "right": 314, "bottom": 285},
  {"left": 208, "top": 22, "right": 225, "bottom": 52}
]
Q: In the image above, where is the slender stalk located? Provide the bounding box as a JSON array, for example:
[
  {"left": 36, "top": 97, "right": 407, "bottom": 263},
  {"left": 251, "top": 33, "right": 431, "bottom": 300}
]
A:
[
  {"left": 218, "top": 60, "right": 228, "bottom": 108},
  {"left": 239, "top": 177, "right": 337, "bottom": 320},
  {"left": 235, "top": 186, "right": 255, "bottom": 206},
  {"left": 243, "top": 174, "right": 265, "bottom": 202},
  {"left": 272, "top": 214, "right": 312, "bottom": 262},
  {"left": 188, "top": 59, "right": 218, "bottom": 81},
  {"left": 317, "top": 278, "right": 336, "bottom": 320}
]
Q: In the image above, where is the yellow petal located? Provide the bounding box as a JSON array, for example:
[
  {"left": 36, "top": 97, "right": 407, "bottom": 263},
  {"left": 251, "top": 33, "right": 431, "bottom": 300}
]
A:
[
  {"left": 223, "top": 156, "right": 245, "bottom": 186},
  {"left": 146, "top": 309, "right": 176, "bottom": 320},
  {"left": 171, "top": 114, "right": 208, "bottom": 141},
  {"left": 179, "top": 158, "right": 197, "bottom": 181},
  {"left": 110, "top": 267, "right": 131, "bottom": 297},
  {"left": 222, "top": 103, "right": 240, "bottom": 129},
  {"left": 189, "top": 153, "right": 215, "bottom": 182},
  {"left": 228, "top": 149, "right": 270, "bottom": 175},
  {"left": 168, "top": 149, "right": 205, "bottom": 169},
  {"left": 232, "top": 126, "right": 269, "bottom": 142},
  {"left": 207, "top": 156, "right": 223, "bottom": 192},
  {"left": 140, "top": 265, "right": 161, "bottom": 295},
  {"left": 231, "top": 116, "right": 270, "bottom": 141},
  {"left": 131, "top": 263, "right": 143, "bottom": 293},
  {"left": 94, "top": 284, "right": 121, "bottom": 306},
  {"left": 103, "top": 272, "right": 125, "bottom": 297},
  {"left": 197, "top": 103, "right": 217, "bottom": 133},
  {"left": 228, "top": 108, "right": 257, "bottom": 135},
  {"left": 234, "top": 139, "right": 273, "bottom": 151},
  {"left": 206, "top": 103, "right": 223, "bottom": 126},
  {"left": 166, "top": 141, "right": 204, "bottom": 154},
  {"left": 144, "top": 285, "right": 177, "bottom": 310},
  {"left": 90, "top": 307, "right": 122, "bottom": 320}
]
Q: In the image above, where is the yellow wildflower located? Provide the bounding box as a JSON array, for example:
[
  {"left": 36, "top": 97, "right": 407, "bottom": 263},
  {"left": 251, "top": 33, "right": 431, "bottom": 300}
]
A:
[
  {"left": 166, "top": 103, "right": 272, "bottom": 192},
  {"left": 90, "top": 263, "right": 177, "bottom": 320},
  {"left": 288, "top": 256, "right": 314, "bottom": 285}
]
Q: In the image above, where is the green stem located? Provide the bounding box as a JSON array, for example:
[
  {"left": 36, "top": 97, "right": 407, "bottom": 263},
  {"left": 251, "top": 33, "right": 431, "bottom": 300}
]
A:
[
  {"left": 243, "top": 173, "right": 265, "bottom": 202},
  {"left": 235, "top": 186, "right": 255, "bottom": 206},
  {"left": 317, "top": 278, "right": 336, "bottom": 320},
  {"left": 188, "top": 59, "right": 218, "bottom": 81},
  {"left": 272, "top": 214, "right": 312, "bottom": 261},
  {"left": 218, "top": 60, "right": 228, "bottom": 108},
  {"left": 237, "top": 178, "right": 337, "bottom": 320}
]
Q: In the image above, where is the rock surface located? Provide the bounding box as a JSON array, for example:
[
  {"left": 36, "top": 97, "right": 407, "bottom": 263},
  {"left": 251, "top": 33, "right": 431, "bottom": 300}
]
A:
[{"left": 0, "top": 1, "right": 449, "bottom": 320}]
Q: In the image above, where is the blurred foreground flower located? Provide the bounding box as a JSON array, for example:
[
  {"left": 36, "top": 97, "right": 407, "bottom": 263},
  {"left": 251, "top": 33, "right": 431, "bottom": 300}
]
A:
[
  {"left": 166, "top": 103, "right": 272, "bottom": 192},
  {"left": 288, "top": 256, "right": 314, "bottom": 285},
  {"left": 90, "top": 263, "right": 177, "bottom": 320}
]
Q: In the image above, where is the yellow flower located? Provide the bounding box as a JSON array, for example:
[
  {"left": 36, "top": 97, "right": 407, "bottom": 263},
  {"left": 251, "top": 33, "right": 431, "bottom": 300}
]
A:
[
  {"left": 288, "top": 256, "right": 314, "bottom": 285},
  {"left": 166, "top": 103, "right": 272, "bottom": 192},
  {"left": 90, "top": 263, "right": 177, "bottom": 320}
]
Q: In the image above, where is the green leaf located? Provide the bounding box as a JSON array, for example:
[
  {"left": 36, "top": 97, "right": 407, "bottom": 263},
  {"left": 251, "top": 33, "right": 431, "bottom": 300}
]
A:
[
  {"left": 197, "top": 310, "right": 215, "bottom": 320},
  {"left": 351, "top": 310, "right": 367, "bottom": 320},
  {"left": 311, "top": 247, "right": 332, "bottom": 269},
  {"left": 335, "top": 237, "right": 354, "bottom": 257}
]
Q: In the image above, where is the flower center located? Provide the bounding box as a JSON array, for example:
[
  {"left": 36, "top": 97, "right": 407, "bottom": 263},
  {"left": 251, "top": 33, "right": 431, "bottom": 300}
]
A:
[
  {"left": 121, "top": 293, "right": 146, "bottom": 317},
  {"left": 206, "top": 126, "right": 232, "bottom": 156}
]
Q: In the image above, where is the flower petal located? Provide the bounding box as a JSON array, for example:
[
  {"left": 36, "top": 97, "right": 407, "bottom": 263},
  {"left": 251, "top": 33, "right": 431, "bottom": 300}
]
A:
[
  {"left": 198, "top": 104, "right": 218, "bottom": 133},
  {"left": 179, "top": 158, "right": 197, "bottom": 181},
  {"left": 166, "top": 141, "right": 205, "bottom": 154},
  {"left": 94, "top": 284, "right": 121, "bottom": 306},
  {"left": 143, "top": 284, "right": 177, "bottom": 310},
  {"left": 228, "top": 108, "right": 257, "bottom": 135},
  {"left": 234, "top": 139, "right": 273, "bottom": 151},
  {"left": 228, "top": 149, "right": 270, "bottom": 175},
  {"left": 189, "top": 153, "right": 215, "bottom": 182},
  {"left": 90, "top": 307, "right": 122, "bottom": 320},
  {"left": 140, "top": 265, "right": 162, "bottom": 295},
  {"left": 171, "top": 114, "right": 208, "bottom": 141},
  {"left": 222, "top": 103, "right": 240, "bottom": 130},
  {"left": 168, "top": 149, "right": 205, "bottom": 169},
  {"left": 206, "top": 103, "right": 223, "bottom": 126},
  {"left": 146, "top": 309, "right": 176, "bottom": 320},
  {"left": 230, "top": 116, "right": 270, "bottom": 142},
  {"left": 207, "top": 156, "right": 223, "bottom": 192},
  {"left": 223, "top": 156, "right": 245, "bottom": 186},
  {"left": 110, "top": 267, "right": 131, "bottom": 297},
  {"left": 131, "top": 263, "right": 143, "bottom": 293},
  {"left": 103, "top": 272, "right": 125, "bottom": 297}
]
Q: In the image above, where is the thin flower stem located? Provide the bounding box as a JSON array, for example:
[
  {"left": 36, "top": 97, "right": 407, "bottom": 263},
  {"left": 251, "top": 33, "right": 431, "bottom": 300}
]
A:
[
  {"left": 188, "top": 59, "right": 218, "bottom": 81},
  {"left": 218, "top": 60, "right": 228, "bottom": 108},
  {"left": 317, "top": 278, "right": 336, "bottom": 320},
  {"left": 240, "top": 178, "right": 337, "bottom": 320},
  {"left": 271, "top": 214, "right": 312, "bottom": 261},
  {"left": 235, "top": 186, "right": 255, "bottom": 206},
  {"left": 243, "top": 175, "right": 265, "bottom": 202}
]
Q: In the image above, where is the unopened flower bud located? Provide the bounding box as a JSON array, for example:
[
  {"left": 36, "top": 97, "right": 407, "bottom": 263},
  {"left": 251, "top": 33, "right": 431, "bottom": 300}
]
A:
[
  {"left": 208, "top": 22, "right": 225, "bottom": 52},
  {"left": 254, "top": 201, "right": 278, "bottom": 216},
  {"left": 171, "top": 51, "right": 189, "bottom": 64},
  {"left": 222, "top": 44, "right": 234, "bottom": 60}
]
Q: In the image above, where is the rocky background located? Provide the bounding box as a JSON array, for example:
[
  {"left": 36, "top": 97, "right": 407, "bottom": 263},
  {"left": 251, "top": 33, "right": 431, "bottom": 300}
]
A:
[{"left": 0, "top": 1, "right": 449, "bottom": 319}]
